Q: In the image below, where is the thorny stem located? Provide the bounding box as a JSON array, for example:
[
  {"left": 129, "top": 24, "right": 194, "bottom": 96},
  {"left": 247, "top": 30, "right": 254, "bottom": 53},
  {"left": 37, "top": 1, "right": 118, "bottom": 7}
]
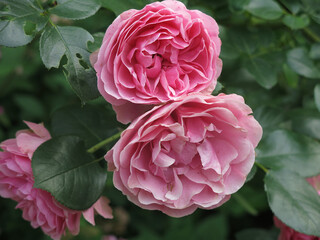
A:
[{"left": 87, "top": 131, "right": 122, "bottom": 154}]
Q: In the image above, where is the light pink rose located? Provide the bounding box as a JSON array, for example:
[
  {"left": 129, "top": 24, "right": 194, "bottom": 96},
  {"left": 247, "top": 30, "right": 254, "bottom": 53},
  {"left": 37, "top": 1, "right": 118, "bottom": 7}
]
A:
[
  {"left": 106, "top": 93, "right": 262, "bottom": 217},
  {"left": 0, "top": 121, "right": 113, "bottom": 240},
  {"left": 94, "top": 0, "right": 222, "bottom": 124},
  {"left": 274, "top": 217, "right": 319, "bottom": 240},
  {"left": 274, "top": 175, "right": 320, "bottom": 240}
]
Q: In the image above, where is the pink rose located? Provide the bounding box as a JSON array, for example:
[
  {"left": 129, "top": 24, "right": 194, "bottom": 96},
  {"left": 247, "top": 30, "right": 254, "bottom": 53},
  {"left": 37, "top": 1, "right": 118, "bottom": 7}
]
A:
[
  {"left": 274, "top": 217, "right": 319, "bottom": 240},
  {"left": 106, "top": 93, "right": 262, "bottom": 217},
  {"left": 274, "top": 175, "right": 320, "bottom": 240},
  {"left": 0, "top": 121, "right": 113, "bottom": 240},
  {"left": 94, "top": 0, "right": 222, "bottom": 124}
]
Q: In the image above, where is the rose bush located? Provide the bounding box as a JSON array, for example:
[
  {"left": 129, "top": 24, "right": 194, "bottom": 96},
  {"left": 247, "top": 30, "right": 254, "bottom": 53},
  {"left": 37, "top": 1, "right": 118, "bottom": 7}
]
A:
[
  {"left": 106, "top": 93, "right": 262, "bottom": 217},
  {"left": 94, "top": 0, "right": 222, "bottom": 123},
  {"left": 0, "top": 121, "right": 113, "bottom": 240}
]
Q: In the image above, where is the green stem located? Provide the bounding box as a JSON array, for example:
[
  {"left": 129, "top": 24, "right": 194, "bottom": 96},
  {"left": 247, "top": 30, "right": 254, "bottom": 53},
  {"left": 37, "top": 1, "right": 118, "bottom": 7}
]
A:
[
  {"left": 233, "top": 193, "right": 258, "bottom": 216},
  {"left": 303, "top": 28, "right": 320, "bottom": 43},
  {"left": 254, "top": 161, "right": 268, "bottom": 173},
  {"left": 87, "top": 131, "right": 122, "bottom": 153},
  {"left": 276, "top": 0, "right": 320, "bottom": 43},
  {"left": 36, "top": 0, "right": 44, "bottom": 10}
]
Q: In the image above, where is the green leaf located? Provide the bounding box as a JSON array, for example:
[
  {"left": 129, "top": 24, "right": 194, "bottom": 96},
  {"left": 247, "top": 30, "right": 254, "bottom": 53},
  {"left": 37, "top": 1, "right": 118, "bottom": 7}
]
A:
[
  {"left": 49, "top": 0, "right": 101, "bottom": 20},
  {"left": 287, "top": 48, "right": 320, "bottom": 79},
  {"left": 51, "top": 104, "right": 118, "bottom": 148},
  {"left": 291, "top": 109, "right": 320, "bottom": 140},
  {"left": 236, "top": 228, "right": 279, "bottom": 240},
  {"left": 195, "top": 214, "right": 228, "bottom": 240},
  {"left": 164, "top": 218, "right": 194, "bottom": 240},
  {"left": 283, "top": 63, "right": 299, "bottom": 88},
  {"left": 265, "top": 169, "right": 320, "bottom": 237},
  {"left": 310, "top": 43, "right": 320, "bottom": 60},
  {"left": 282, "top": 14, "right": 310, "bottom": 30},
  {"left": 314, "top": 84, "right": 320, "bottom": 112},
  {"left": 245, "top": 57, "right": 278, "bottom": 89},
  {"left": 278, "top": 0, "right": 301, "bottom": 14},
  {"left": 300, "top": 0, "right": 320, "bottom": 24},
  {"left": 0, "top": 46, "right": 25, "bottom": 77},
  {"left": 228, "top": 0, "right": 250, "bottom": 12},
  {"left": 0, "top": 0, "right": 47, "bottom": 47},
  {"left": 101, "top": 0, "right": 146, "bottom": 15},
  {"left": 212, "top": 82, "right": 224, "bottom": 95},
  {"left": 87, "top": 32, "right": 105, "bottom": 52},
  {"left": 13, "top": 94, "right": 45, "bottom": 120},
  {"left": 0, "top": 20, "right": 34, "bottom": 47},
  {"left": 32, "top": 135, "right": 107, "bottom": 210},
  {"left": 225, "top": 29, "right": 257, "bottom": 54},
  {"left": 245, "top": 0, "right": 283, "bottom": 20},
  {"left": 256, "top": 129, "right": 320, "bottom": 177},
  {"left": 40, "top": 26, "right": 100, "bottom": 102}
]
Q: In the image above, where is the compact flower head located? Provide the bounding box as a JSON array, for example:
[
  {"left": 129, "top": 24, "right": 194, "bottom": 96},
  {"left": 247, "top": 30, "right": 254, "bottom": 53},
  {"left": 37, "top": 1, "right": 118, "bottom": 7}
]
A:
[
  {"left": 106, "top": 93, "right": 262, "bottom": 217},
  {"left": 94, "top": 0, "right": 222, "bottom": 123}
]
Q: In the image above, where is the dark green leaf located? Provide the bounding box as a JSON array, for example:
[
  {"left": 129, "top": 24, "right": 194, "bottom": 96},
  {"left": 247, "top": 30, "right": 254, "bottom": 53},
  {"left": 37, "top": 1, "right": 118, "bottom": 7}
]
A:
[
  {"left": 32, "top": 135, "right": 107, "bottom": 210},
  {"left": 256, "top": 129, "right": 320, "bottom": 177},
  {"left": 300, "top": 0, "right": 320, "bottom": 24},
  {"left": 236, "top": 228, "right": 279, "bottom": 240},
  {"left": 283, "top": 63, "right": 299, "bottom": 88},
  {"left": 51, "top": 104, "right": 118, "bottom": 148},
  {"left": 228, "top": 0, "right": 250, "bottom": 12},
  {"left": 101, "top": 0, "right": 146, "bottom": 15},
  {"left": 212, "top": 82, "right": 224, "bottom": 95},
  {"left": 265, "top": 169, "right": 320, "bottom": 237},
  {"left": 164, "top": 218, "right": 194, "bottom": 240},
  {"left": 254, "top": 106, "right": 286, "bottom": 130},
  {"left": 278, "top": 0, "right": 301, "bottom": 14},
  {"left": 49, "top": 0, "right": 101, "bottom": 20},
  {"left": 195, "top": 214, "right": 228, "bottom": 240},
  {"left": 40, "top": 26, "right": 100, "bottom": 102},
  {"left": 13, "top": 94, "right": 45, "bottom": 120},
  {"left": 282, "top": 14, "right": 310, "bottom": 30},
  {"left": 0, "top": 0, "right": 47, "bottom": 47},
  {"left": 245, "top": 57, "right": 278, "bottom": 89},
  {"left": 87, "top": 32, "right": 105, "bottom": 52},
  {"left": 310, "top": 43, "right": 320, "bottom": 60},
  {"left": 245, "top": 0, "right": 283, "bottom": 20},
  {"left": 314, "top": 84, "right": 320, "bottom": 112},
  {"left": 225, "top": 29, "right": 257, "bottom": 54},
  {"left": 291, "top": 109, "right": 320, "bottom": 140},
  {"left": 0, "top": 46, "right": 25, "bottom": 77},
  {"left": 287, "top": 47, "right": 320, "bottom": 79}
]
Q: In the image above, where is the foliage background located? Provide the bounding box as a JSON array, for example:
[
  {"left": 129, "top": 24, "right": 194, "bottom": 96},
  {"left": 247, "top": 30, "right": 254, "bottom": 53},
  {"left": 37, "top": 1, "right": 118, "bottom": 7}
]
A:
[{"left": 1, "top": 0, "right": 320, "bottom": 239}]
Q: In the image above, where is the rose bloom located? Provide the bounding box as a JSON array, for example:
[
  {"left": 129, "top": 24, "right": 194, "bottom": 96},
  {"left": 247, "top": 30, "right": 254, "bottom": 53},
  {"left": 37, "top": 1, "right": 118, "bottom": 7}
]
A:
[
  {"left": 0, "top": 122, "right": 113, "bottom": 240},
  {"left": 274, "top": 175, "right": 320, "bottom": 240},
  {"left": 94, "top": 0, "right": 222, "bottom": 124},
  {"left": 106, "top": 93, "right": 262, "bottom": 217}
]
